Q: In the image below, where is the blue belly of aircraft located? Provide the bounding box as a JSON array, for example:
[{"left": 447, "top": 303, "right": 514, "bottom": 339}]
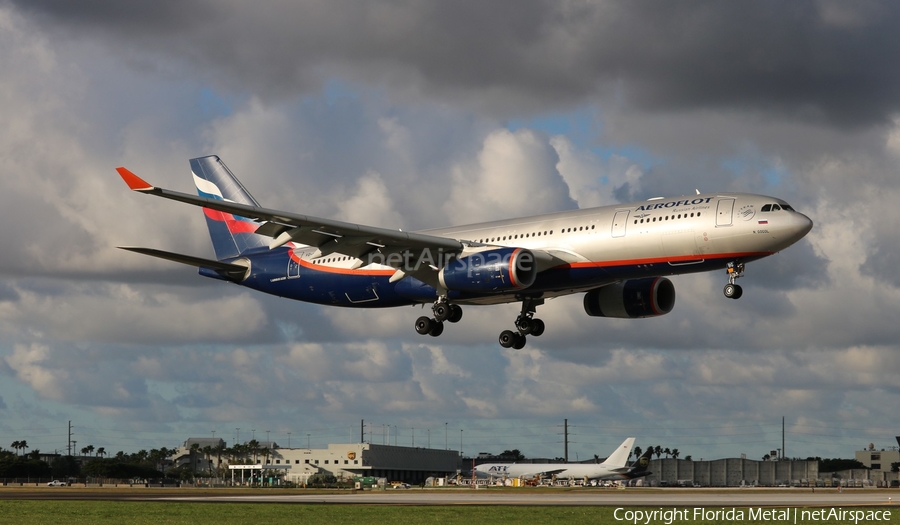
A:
[{"left": 235, "top": 248, "right": 765, "bottom": 307}]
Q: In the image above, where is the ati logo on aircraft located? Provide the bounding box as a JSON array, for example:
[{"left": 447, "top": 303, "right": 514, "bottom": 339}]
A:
[
  {"left": 488, "top": 465, "right": 510, "bottom": 473},
  {"left": 634, "top": 197, "right": 713, "bottom": 211}
]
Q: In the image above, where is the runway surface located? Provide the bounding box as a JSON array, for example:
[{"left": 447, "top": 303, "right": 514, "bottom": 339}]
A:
[{"left": 1, "top": 487, "right": 897, "bottom": 507}]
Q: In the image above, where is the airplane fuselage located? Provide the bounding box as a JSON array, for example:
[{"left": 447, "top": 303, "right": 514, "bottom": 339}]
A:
[
  {"left": 474, "top": 462, "right": 633, "bottom": 481},
  {"left": 236, "top": 193, "right": 811, "bottom": 307},
  {"left": 118, "top": 155, "right": 813, "bottom": 347}
]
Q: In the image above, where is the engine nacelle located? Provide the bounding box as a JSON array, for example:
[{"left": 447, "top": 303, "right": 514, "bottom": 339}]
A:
[
  {"left": 438, "top": 247, "right": 537, "bottom": 293},
  {"left": 583, "top": 277, "right": 676, "bottom": 318}
]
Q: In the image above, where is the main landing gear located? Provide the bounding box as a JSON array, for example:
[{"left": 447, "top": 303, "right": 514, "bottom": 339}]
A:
[
  {"left": 415, "top": 298, "right": 462, "bottom": 337},
  {"left": 499, "top": 298, "right": 545, "bottom": 349},
  {"left": 723, "top": 261, "right": 745, "bottom": 299}
]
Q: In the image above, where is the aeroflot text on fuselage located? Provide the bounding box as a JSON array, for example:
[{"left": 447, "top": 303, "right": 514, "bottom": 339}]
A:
[
  {"left": 116, "top": 155, "right": 813, "bottom": 349},
  {"left": 634, "top": 197, "right": 714, "bottom": 211}
]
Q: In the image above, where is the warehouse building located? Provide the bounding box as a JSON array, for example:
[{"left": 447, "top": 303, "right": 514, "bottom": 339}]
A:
[
  {"left": 173, "top": 440, "right": 459, "bottom": 485},
  {"left": 644, "top": 457, "right": 818, "bottom": 487}
]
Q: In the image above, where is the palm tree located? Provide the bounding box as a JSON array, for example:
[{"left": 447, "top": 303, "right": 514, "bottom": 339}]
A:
[
  {"left": 29, "top": 449, "right": 41, "bottom": 461},
  {"left": 190, "top": 443, "right": 201, "bottom": 471},
  {"left": 654, "top": 445, "right": 662, "bottom": 459},
  {"left": 248, "top": 439, "right": 259, "bottom": 463},
  {"left": 671, "top": 448, "right": 680, "bottom": 460},
  {"left": 10, "top": 440, "right": 21, "bottom": 456},
  {"left": 81, "top": 446, "right": 90, "bottom": 456},
  {"left": 202, "top": 446, "right": 213, "bottom": 473},
  {"left": 85, "top": 445, "right": 95, "bottom": 457},
  {"left": 215, "top": 443, "right": 225, "bottom": 469},
  {"left": 663, "top": 447, "right": 671, "bottom": 459},
  {"left": 96, "top": 447, "right": 105, "bottom": 458},
  {"left": 633, "top": 446, "right": 643, "bottom": 460}
]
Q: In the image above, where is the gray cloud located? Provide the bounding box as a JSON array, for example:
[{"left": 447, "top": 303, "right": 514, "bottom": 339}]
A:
[
  {"left": 0, "top": 1, "right": 898, "bottom": 460},
  {"left": 14, "top": 1, "right": 900, "bottom": 127}
]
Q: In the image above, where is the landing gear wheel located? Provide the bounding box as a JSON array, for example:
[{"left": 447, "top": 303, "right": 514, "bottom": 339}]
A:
[
  {"left": 530, "top": 318, "right": 545, "bottom": 337},
  {"left": 499, "top": 330, "right": 517, "bottom": 348},
  {"left": 415, "top": 316, "right": 434, "bottom": 335},
  {"left": 448, "top": 305, "right": 463, "bottom": 323},
  {"left": 515, "top": 317, "right": 534, "bottom": 335},
  {"left": 433, "top": 303, "right": 451, "bottom": 322},
  {"left": 723, "top": 283, "right": 743, "bottom": 299},
  {"left": 429, "top": 321, "right": 444, "bottom": 337},
  {"left": 512, "top": 333, "right": 526, "bottom": 350}
]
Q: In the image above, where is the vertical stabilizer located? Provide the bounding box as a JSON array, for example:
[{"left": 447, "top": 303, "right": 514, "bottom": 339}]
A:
[
  {"left": 190, "top": 155, "right": 268, "bottom": 260},
  {"left": 601, "top": 437, "right": 635, "bottom": 468}
]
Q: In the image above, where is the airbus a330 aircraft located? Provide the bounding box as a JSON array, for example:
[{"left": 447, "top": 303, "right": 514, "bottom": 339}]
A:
[
  {"left": 117, "top": 155, "right": 813, "bottom": 348},
  {"left": 473, "top": 437, "right": 654, "bottom": 482}
]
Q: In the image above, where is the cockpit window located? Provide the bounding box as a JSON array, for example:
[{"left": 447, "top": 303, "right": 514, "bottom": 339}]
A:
[
  {"left": 761, "top": 204, "right": 772, "bottom": 212},
  {"left": 772, "top": 204, "right": 781, "bottom": 211},
  {"left": 781, "top": 204, "right": 795, "bottom": 212}
]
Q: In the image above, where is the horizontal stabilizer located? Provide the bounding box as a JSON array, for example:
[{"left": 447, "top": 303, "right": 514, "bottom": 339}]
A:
[{"left": 119, "top": 247, "right": 249, "bottom": 281}]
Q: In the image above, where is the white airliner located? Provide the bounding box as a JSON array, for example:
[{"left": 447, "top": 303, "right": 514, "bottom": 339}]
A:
[
  {"left": 118, "top": 155, "right": 813, "bottom": 348},
  {"left": 473, "top": 437, "right": 654, "bottom": 481}
]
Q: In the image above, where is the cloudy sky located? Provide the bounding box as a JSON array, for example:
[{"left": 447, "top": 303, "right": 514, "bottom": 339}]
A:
[{"left": 1, "top": 1, "right": 898, "bottom": 462}]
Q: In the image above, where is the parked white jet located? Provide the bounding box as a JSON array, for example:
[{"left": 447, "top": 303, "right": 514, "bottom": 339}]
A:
[
  {"left": 118, "top": 155, "right": 813, "bottom": 348},
  {"left": 473, "top": 437, "right": 653, "bottom": 481}
]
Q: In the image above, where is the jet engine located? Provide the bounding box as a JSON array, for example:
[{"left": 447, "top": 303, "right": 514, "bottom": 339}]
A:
[
  {"left": 583, "top": 277, "right": 675, "bottom": 318},
  {"left": 439, "top": 247, "right": 537, "bottom": 293}
]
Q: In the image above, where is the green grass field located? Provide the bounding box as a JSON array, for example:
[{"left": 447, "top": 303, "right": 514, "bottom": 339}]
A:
[{"left": 1, "top": 501, "right": 898, "bottom": 525}]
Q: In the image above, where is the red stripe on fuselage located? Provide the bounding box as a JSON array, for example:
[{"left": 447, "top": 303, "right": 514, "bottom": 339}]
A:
[
  {"left": 563, "top": 251, "right": 772, "bottom": 269},
  {"left": 280, "top": 250, "right": 770, "bottom": 281}
]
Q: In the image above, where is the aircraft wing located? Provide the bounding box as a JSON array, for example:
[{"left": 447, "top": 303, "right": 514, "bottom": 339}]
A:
[
  {"left": 117, "top": 168, "right": 464, "bottom": 277},
  {"left": 536, "top": 468, "right": 568, "bottom": 477}
]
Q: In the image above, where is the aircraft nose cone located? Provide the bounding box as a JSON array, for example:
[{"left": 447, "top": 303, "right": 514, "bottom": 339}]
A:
[
  {"left": 795, "top": 213, "right": 813, "bottom": 237},
  {"left": 784, "top": 212, "right": 813, "bottom": 244}
]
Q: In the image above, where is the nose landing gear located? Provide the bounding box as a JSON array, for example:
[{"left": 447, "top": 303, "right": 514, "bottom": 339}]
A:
[
  {"left": 724, "top": 261, "right": 744, "bottom": 299},
  {"left": 499, "top": 298, "right": 545, "bottom": 349}
]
